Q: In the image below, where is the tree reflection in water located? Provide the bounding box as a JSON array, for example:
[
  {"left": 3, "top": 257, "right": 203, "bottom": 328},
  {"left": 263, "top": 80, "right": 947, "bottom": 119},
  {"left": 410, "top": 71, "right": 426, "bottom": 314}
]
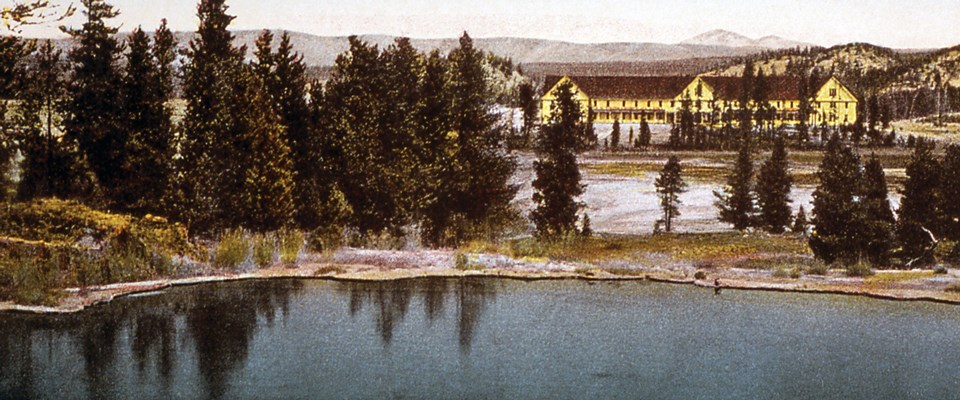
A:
[
  {"left": 344, "top": 278, "right": 497, "bottom": 353},
  {"left": 0, "top": 279, "right": 304, "bottom": 400}
]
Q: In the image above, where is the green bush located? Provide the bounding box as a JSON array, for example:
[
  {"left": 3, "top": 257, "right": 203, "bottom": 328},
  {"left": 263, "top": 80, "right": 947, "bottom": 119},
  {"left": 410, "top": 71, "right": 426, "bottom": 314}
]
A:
[
  {"left": 279, "top": 229, "right": 303, "bottom": 265},
  {"left": 789, "top": 267, "right": 803, "bottom": 279},
  {"left": 213, "top": 230, "right": 248, "bottom": 270},
  {"left": 253, "top": 234, "right": 275, "bottom": 268},
  {"left": 807, "top": 263, "right": 830, "bottom": 275},
  {"left": 845, "top": 260, "right": 875, "bottom": 277},
  {"left": 772, "top": 267, "right": 790, "bottom": 278},
  {"left": 694, "top": 270, "right": 707, "bottom": 280}
]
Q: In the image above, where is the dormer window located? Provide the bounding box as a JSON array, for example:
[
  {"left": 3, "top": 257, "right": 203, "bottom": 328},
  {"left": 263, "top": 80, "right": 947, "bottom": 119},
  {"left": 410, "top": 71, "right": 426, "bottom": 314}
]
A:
[{"left": 829, "top": 88, "right": 837, "bottom": 97}]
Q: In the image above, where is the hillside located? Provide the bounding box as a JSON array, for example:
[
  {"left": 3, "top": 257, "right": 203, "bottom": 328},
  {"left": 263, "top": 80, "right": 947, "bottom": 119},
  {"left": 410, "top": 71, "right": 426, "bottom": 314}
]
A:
[{"left": 681, "top": 29, "right": 814, "bottom": 49}]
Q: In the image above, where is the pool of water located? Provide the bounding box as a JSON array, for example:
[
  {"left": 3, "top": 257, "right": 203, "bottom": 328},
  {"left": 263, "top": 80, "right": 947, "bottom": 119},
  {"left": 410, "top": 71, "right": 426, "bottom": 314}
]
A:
[{"left": 2, "top": 278, "right": 960, "bottom": 399}]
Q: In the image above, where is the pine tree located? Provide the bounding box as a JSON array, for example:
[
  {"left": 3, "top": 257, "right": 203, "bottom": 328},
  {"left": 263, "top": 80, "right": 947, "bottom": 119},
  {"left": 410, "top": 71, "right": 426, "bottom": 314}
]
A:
[
  {"left": 756, "top": 136, "right": 792, "bottom": 233},
  {"left": 715, "top": 137, "right": 756, "bottom": 230},
  {"left": 255, "top": 31, "right": 327, "bottom": 231},
  {"left": 177, "top": 0, "right": 246, "bottom": 233},
  {"left": 610, "top": 119, "right": 620, "bottom": 151},
  {"left": 809, "top": 134, "right": 865, "bottom": 264},
  {"left": 444, "top": 32, "right": 517, "bottom": 242},
  {"left": 793, "top": 206, "right": 808, "bottom": 234},
  {"left": 0, "top": 36, "right": 31, "bottom": 201},
  {"left": 655, "top": 156, "right": 686, "bottom": 233},
  {"left": 531, "top": 81, "right": 584, "bottom": 238},
  {"left": 229, "top": 67, "right": 295, "bottom": 232},
  {"left": 16, "top": 40, "right": 96, "bottom": 200},
  {"left": 941, "top": 145, "right": 960, "bottom": 259},
  {"left": 639, "top": 117, "right": 651, "bottom": 147},
  {"left": 61, "top": 0, "right": 124, "bottom": 207},
  {"left": 517, "top": 81, "right": 538, "bottom": 149},
  {"left": 628, "top": 126, "right": 634, "bottom": 149},
  {"left": 116, "top": 26, "right": 174, "bottom": 216},
  {"left": 738, "top": 59, "right": 755, "bottom": 137},
  {"left": 752, "top": 67, "right": 769, "bottom": 135},
  {"left": 325, "top": 37, "right": 403, "bottom": 236},
  {"left": 897, "top": 138, "right": 941, "bottom": 265},
  {"left": 418, "top": 50, "right": 456, "bottom": 246},
  {"left": 861, "top": 155, "right": 896, "bottom": 266}
]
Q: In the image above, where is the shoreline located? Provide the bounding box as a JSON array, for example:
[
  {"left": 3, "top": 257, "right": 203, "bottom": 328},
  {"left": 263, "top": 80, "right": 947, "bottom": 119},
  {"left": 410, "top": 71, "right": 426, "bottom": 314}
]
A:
[{"left": 4, "top": 256, "right": 960, "bottom": 314}]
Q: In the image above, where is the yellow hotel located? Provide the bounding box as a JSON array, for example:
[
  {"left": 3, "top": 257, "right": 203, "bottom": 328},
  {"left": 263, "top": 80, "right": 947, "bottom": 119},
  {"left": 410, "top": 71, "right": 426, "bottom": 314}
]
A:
[{"left": 541, "top": 75, "right": 858, "bottom": 127}]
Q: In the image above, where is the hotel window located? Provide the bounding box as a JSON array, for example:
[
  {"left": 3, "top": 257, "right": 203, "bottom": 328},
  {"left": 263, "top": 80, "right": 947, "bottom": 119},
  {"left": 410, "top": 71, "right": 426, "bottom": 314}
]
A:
[
  {"left": 658, "top": 101, "right": 662, "bottom": 107},
  {"left": 829, "top": 88, "right": 837, "bottom": 97},
  {"left": 593, "top": 100, "right": 597, "bottom": 107},
  {"left": 647, "top": 101, "right": 651, "bottom": 107},
  {"left": 606, "top": 101, "right": 610, "bottom": 107},
  {"left": 634, "top": 101, "right": 638, "bottom": 107},
  {"left": 831, "top": 102, "right": 836, "bottom": 108},
  {"left": 671, "top": 101, "right": 675, "bottom": 107}
]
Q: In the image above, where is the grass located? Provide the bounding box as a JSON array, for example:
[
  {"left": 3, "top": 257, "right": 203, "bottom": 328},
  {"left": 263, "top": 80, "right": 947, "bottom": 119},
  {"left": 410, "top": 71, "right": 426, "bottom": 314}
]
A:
[
  {"left": 213, "top": 230, "right": 248, "bottom": 270},
  {"left": 866, "top": 270, "right": 935, "bottom": 284},
  {"left": 467, "top": 232, "right": 811, "bottom": 266},
  {"left": 583, "top": 156, "right": 906, "bottom": 188}
]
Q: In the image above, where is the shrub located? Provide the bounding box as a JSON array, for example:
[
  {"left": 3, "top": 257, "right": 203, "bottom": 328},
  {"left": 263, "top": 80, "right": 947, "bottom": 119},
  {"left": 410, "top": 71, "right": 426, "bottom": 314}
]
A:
[
  {"left": 454, "top": 251, "right": 469, "bottom": 270},
  {"left": 789, "top": 267, "right": 803, "bottom": 279},
  {"left": 772, "top": 267, "right": 790, "bottom": 278},
  {"left": 694, "top": 270, "right": 707, "bottom": 280},
  {"left": 252, "top": 234, "right": 275, "bottom": 268},
  {"left": 807, "top": 263, "right": 829, "bottom": 275},
  {"left": 213, "top": 230, "right": 248, "bottom": 270},
  {"left": 946, "top": 283, "right": 960, "bottom": 293},
  {"left": 845, "top": 260, "right": 875, "bottom": 277},
  {"left": 933, "top": 264, "right": 948, "bottom": 274},
  {"left": 279, "top": 229, "right": 303, "bottom": 265}
]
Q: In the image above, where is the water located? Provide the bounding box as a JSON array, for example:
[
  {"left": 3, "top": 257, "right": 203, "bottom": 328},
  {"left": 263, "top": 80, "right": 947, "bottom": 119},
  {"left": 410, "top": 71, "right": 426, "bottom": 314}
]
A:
[{"left": 2, "top": 278, "right": 960, "bottom": 399}]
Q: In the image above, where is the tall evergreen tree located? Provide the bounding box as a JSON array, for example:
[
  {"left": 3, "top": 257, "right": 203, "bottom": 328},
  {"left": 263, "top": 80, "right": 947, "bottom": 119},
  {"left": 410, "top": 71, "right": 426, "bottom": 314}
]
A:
[
  {"left": 0, "top": 35, "right": 31, "bottom": 201},
  {"left": 531, "top": 81, "right": 585, "bottom": 238},
  {"left": 793, "top": 206, "right": 808, "bottom": 234},
  {"left": 897, "top": 138, "right": 941, "bottom": 265},
  {"left": 639, "top": 117, "right": 651, "bottom": 147},
  {"left": 254, "top": 30, "right": 327, "bottom": 231},
  {"left": 752, "top": 67, "right": 769, "bottom": 135},
  {"left": 229, "top": 67, "right": 295, "bottom": 232},
  {"left": 655, "top": 156, "right": 686, "bottom": 233},
  {"left": 177, "top": 0, "right": 246, "bottom": 233},
  {"left": 941, "top": 145, "right": 960, "bottom": 259},
  {"left": 517, "top": 81, "right": 538, "bottom": 149},
  {"left": 861, "top": 155, "right": 896, "bottom": 266},
  {"left": 16, "top": 40, "right": 95, "bottom": 200},
  {"left": 715, "top": 137, "right": 756, "bottom": 230},
  {"left": 443, "top": 32, "right": 517, "bottom": 243},
  {"left": 738, "top": 59, "right": 755, "bottom": 137},
  {"left": 610, "top": 119, "right": 620, "bottom": 150},
  {"left": 756, "top": 136, "right": 792, "bottom": 233},
  {"left": 809, "top": 134, "right": 865, "bottom": 264},
  {"left": 417, "top": 49, "right": 456, "bottom": 246},
  {"left": 325, "top": 37, "right": 404, "bottom": 236},
  {"left": 116, "top": 26, "right": 174, "bottom": 215},
  {"left": 61, "top": 0, "right": 124, "bottom": 207}
]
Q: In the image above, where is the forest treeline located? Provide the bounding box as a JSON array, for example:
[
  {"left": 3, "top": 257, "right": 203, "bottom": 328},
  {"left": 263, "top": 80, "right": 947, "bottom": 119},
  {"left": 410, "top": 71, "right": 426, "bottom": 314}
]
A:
[{"left": 0, "top": 0, "right": 520, "bottom": 248}]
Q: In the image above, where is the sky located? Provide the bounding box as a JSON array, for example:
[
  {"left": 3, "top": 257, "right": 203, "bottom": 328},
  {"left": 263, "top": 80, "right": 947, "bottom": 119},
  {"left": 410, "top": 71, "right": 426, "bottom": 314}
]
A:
[{"left": 15, "top": 0, "right": 960, "bottom": 49}]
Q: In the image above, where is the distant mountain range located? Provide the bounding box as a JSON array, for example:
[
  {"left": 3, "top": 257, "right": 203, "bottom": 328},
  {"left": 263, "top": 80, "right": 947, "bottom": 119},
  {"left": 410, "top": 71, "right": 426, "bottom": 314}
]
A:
[
  {"left": 679, "top": 29, "right": 815, "bottom": 50},
  {"left": 35, "top": 29, "right": 821, "bottom": 67}
]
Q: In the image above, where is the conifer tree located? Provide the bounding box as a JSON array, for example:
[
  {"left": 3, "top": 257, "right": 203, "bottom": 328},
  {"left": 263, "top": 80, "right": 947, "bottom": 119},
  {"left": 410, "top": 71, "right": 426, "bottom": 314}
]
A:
[
  {"left": 178, "top": 0, "right": 247, "bottom": 233},
  {"left": 897, "top": 138, "right": 941, "bottom": 265},
  {"left": 418, "top": 49, "right": 456, "bottom": 246},
  {"left": 0, "top": 36, "right": 30, "bottom": 201},
  {"left": 255, "top": 30, "right": 327, "bottom": 231},
  {"left": 116, "top": 26, "right": 174, "bottom": 216},
  {"left": 752, "top": 67, "right": 769, "bottom": 135},
  {"left": 444, "top": 32, "right": 517, "bottom": 242},
  {"left": 152, "top": 19, "right": 176, "bottom": 101},
  {"left": 610, "top": 119, "right": 620, "bottom": 151},
  {"left": 628, "top": 126, "right": 634, "bottom": 149},
  {"left": 793, "top": 206, "right": 808, "bottom": 234},
  {"left": 16, "top": 40, "right": 95, "bottom": 200},
  {"left": 940, "top": 145, "right": 960, "bottom": 259},
  {"left": 517, "top": 81, "right": 538, "bottom": 149},
  {"left": 326, "top": 37, "right": 405, "bottom": 236},
  {"left": 639, "top": 117, "right": 651, "bottom": 147},
  {"left": 655, "top": 156, "right": 686, "bottom": 233},
  {"left": 229, "top": 67, "right": 295, "bottom": 232},
  {"left": 861, "top": 155, "right": 896, "bottom": 266},
  {"left": 738, "top": 59, "right": 755, "bottom": 137},
  {"left": 715, "top": 137, "right": 756, "bottom": 230},
  {"left": 61, "top": 0, "right": 124, "bottom": 207},
  {"left": 531, "top": 81, "right": 584, "bottom": 238},
  {"left": 756, "top": 136, "right": 792, "bottom": 233},
  {"left": 809, "top": 134, "right": 865, "bottom": 264}
]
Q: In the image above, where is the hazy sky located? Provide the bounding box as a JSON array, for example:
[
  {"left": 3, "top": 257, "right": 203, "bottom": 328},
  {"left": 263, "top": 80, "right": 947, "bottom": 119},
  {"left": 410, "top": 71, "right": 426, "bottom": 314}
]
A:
[{"left": 17, "top": 0, "right": 960, "bottom": 48}]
